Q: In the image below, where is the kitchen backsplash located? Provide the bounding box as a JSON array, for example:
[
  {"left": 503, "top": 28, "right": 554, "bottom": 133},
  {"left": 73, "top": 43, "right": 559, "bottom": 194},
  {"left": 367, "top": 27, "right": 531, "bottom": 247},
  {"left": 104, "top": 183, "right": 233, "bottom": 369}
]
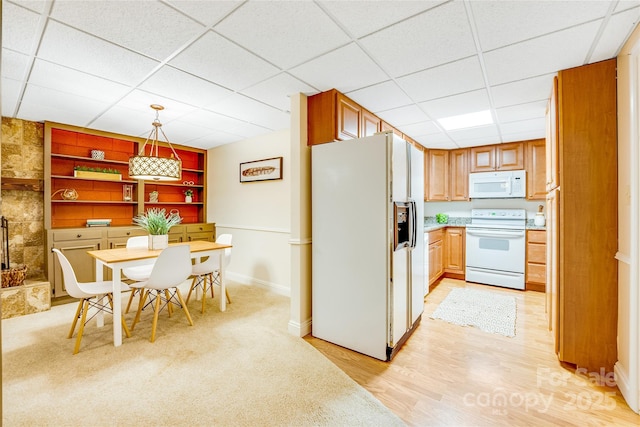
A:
[{"left": 424, "top": 199, "right": 545, "bottom": 220}]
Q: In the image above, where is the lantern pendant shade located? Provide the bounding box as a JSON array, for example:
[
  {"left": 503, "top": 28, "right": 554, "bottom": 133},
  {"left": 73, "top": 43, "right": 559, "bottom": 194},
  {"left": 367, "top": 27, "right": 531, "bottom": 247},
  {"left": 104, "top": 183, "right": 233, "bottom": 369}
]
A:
[
  {"left": 129, "top": 156, "right": 181, "bottom": 181},
  {"left": 129, "top": 104, "right": 182, "bottom": 181}
]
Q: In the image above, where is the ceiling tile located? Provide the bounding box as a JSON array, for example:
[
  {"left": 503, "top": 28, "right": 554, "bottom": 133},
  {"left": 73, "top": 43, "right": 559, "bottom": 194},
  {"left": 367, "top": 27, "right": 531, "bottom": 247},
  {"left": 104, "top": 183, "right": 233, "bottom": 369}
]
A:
[
  {"left": 413, "top": 132, "right": 455, "bottom": 148},
  {"left": 2, "top": 2, "right": 41, "bottom": 54},
  {"left": 616, "top": 1, "right": 640, "bottom": 13},
  {"left": 169, "top": 31, "right": 279, "bottom": 91},
  {"left": 206, "top": 94, "right": 290, "bottom": 130},
  {"left": 1, "top": 49, "right": 30, "bottom": 80},
  {"left": 89, "top": 105, "right": 156, "bottom": 138},
  {"left": 139, "top": 66, "right": 233, "bottom": 108},
  {"left": 495, "top": 100, "right": 547, "bottom": 124},
  {"left": 319, "top": 0, "right": 442, "bottom": 38},
  {"left": 29, "top": 59, "right": 131, "bottom": 103},
  {"left": 397, "top": 121, "right": 441, "bottom": 137},
  {"left": 289, "top": 43, "right": 388, "bottom": 93},
  {"left": 153, "top": 119, "right": 217, "bottom": 145},
  {"left": 483, "top": 20, "right": 602, "bottom": 86},
  {"left": 8, "top": 0, "right": 47, "bottom": 13},
  {"left": 19, "top": 84, "right": 110, "bottom": 125},
  {"left": 215, "top": 1, "right": 350, "bottom": 69},
  {"left": 241, "top": 73, "right": 317, "bottom": 112},
  {"left": 448, "top": 124, "right": 499, "bottom": 141},
  {"left": 359, "top": 1, "right": 476, "bottom": 77},
  {"left": 226, "top": 122, "right": 274, "bottom": 139},
  {"left": 470, "top": 1, "right": 612, "bottom": 52},
  {"left": 50, "top": 0, "right": 205, "bottom": 60},
  {"left": 418, "top": 89, "right": 490, "bottom": 119},
  {"left": 491, "top": 74, "right": 555, "bottom": 108},
  {"left": 173, "top": 109, "right": 244, "bottom": 133},
  {"left": 38, "top": 21, "right": 160, "bottom": 86},
  {"left": 591, "top": 8, "right": 640, "bottom": 62},
  {"left": 161, "top": 0, "right": 243, "bottom": 27},
  {"left": 396, "top": 56, "right": 484, "bottom": 103},
  {"left": 500, "top": 117, "right": 546, "bottom": 135},
  {"left": 1, "top": 78, "right": 22, "bottom": 115},
  {"left": 376, "top": 104, "right": 430, "bottom": 127},
  {"left": 456, "top": 136, "right": 499, "bottom": 148},
  {"left": 345, "top": 80, "right": 412, "bottom": 113},
  {"left": 110, "top": 89, "right": 199, "bottom": 124},
  {"left": 187, "top": 131, "right": 244, "bottom": 149}
]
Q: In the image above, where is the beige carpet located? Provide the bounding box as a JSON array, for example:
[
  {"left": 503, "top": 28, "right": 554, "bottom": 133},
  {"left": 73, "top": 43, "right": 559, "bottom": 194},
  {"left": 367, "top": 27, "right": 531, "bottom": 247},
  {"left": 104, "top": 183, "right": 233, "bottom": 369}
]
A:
[{"left": 2, "top": 281, "right": 403, "bottom": 426}]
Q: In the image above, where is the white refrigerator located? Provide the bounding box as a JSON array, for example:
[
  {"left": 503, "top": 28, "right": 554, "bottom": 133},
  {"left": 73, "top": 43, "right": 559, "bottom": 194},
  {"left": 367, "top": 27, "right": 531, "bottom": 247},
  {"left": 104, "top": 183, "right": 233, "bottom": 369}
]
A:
[{"left": 311, "top": 132, "right": 424, "bottom": 361}]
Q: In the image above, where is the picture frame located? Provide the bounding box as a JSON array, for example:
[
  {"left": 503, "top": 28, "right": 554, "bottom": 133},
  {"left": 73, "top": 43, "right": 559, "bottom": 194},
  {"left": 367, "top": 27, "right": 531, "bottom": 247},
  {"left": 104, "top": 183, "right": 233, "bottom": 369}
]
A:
[{"left": 239, "top": 157, "right": 283, "bottom": 183}]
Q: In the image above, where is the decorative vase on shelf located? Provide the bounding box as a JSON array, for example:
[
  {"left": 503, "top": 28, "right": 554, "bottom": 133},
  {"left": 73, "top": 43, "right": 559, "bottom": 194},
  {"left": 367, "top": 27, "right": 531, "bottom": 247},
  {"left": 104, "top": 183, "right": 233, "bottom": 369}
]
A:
[{"left": 185, "top": 195, "right": 192, "bottom": 203}]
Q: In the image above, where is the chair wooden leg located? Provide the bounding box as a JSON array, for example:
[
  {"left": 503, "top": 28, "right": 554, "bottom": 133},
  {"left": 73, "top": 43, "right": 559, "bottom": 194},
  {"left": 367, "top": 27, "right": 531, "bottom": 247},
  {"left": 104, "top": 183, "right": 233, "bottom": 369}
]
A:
[
  {"left": 131, "top": 290, "right": 148, "bottom": 331},
  {"left": 151, "top": 291, "right": 161, "bottom": 343},
  {"left": 68, "top": 300, "right": 84, "bottom": 339},
  {"left": 125, "top": 289, "right": 137, "bottom": 314},
  {"left": 186, "top": 276, "right": 198, "bottom": 304},
  {"left": 165, "top": 289, "right": 173, "bottom": 316},
  {"left": 225, "top": 288, "right": 232, "bottom": 304},
  {"left": 175, "top": 288, "right": 194, "bottom": 326},
  {"left": 209, "top": 273, "right": 215, "bottom": 298},
  {"left": 73, "top": 299, "right": 89, "bottom": 355},
  {"left": 201, "top": 275, "right": 208, "bottom": 314}
]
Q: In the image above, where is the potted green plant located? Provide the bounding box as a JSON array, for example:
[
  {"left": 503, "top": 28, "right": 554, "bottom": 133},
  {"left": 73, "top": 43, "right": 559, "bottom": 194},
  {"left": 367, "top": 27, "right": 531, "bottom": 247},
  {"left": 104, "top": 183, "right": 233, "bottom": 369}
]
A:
[
  {"left": 184, "top": 188, "right": 194, "bottom": 203},
  {"left": 132, "top": 208, "right": 182, "bottom": 249},
  {"left": 73, "top": 165, "right": 122, "bottom": 181}
]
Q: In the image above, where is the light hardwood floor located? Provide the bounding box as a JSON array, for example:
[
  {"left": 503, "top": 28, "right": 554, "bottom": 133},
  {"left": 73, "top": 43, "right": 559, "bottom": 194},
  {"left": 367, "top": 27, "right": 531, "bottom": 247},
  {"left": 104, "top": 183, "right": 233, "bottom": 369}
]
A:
[{"left": 305, "top": 278, "right": 640, "bottom": 426}]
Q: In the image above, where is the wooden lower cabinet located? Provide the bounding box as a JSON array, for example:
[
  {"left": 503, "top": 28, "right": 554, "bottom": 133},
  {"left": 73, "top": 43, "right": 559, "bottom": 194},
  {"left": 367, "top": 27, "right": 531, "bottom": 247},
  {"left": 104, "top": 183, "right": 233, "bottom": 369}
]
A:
[
  {"left": 526, "top": 230, "right": 546, "bottom": 292},
  {"left": 47, "top": 223, "right": 215, "bottom": 298},
  {"left": 428, "top": 229, "right": 444, "bottom": 286},
  {"left": 444, "top": 227, "right": 465, "bottom": 278},
  {"left": 428, "top": 227, "right": 466, "bottom": 287}
]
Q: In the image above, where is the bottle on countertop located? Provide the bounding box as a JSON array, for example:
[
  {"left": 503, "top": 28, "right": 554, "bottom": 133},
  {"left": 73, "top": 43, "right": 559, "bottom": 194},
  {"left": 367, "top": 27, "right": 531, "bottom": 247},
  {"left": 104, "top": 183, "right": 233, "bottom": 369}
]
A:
[{"left": 534, "top": 204, "right": 546, "bottom": 227}]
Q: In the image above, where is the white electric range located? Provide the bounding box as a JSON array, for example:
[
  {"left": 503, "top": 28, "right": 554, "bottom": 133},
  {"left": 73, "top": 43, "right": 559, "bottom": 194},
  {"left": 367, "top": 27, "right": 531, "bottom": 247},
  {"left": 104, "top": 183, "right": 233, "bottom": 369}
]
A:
[{"left": 465, "top": 208, "right": 526, "bottom": 290}]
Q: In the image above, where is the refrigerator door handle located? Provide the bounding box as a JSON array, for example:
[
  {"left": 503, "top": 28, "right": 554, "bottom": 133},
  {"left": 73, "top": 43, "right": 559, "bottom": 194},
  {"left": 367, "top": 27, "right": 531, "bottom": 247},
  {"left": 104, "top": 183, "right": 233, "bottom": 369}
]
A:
[{"left": 408, "top": 200, "right": 417, "bottom": 249}]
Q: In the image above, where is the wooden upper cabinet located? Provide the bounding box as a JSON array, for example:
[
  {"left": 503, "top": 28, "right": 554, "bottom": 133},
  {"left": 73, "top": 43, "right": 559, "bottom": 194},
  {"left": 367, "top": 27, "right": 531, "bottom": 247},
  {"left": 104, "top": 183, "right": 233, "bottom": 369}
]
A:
[
  {"left": 469, "top": 145, "right": 495, "bottom": 172},
  {"left": 382, "top": 121, "right": 403, "bottom": 138},
  {"left": 526, "top": 139, "right": 546, "bottom": 200},
  {"left": 426, "top": 149, "right": 449, "bottom": 201},
  {"left": 361, "top": 109, "right": 380, "bottom": 137},
  {"left": 337, "top": 92, "right": 360, "bottom": 140},
  {"left": 449, "top": 148, "right": 469, "bottom": 201},
  {"left": 470, "top": 142, "right": 524, "bottom": 172},
  {"left": 496, "top": 142, "right": 525, "bottom": 170}
]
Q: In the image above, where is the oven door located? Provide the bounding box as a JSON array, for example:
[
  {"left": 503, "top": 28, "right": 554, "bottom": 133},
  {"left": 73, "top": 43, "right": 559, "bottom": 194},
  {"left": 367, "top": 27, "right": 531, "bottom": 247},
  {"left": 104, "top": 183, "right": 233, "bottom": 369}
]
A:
[{"left": 465, "top": 227, "right": 526, "bottom": 273}]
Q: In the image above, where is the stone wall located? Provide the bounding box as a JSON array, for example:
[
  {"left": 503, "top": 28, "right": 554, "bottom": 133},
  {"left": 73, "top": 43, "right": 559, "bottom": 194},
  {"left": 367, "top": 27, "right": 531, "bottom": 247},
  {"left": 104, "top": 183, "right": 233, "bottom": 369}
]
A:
[{"left": 0, "top": 117, "right": 45, "bottom": 280}]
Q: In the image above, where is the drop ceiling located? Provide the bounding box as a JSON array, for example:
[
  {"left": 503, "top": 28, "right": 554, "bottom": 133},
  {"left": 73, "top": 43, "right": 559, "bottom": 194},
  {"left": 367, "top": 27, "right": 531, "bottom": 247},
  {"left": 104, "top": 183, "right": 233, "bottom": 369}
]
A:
[{"left": 2, "top": 0, "right": 639, "bottom": 150}]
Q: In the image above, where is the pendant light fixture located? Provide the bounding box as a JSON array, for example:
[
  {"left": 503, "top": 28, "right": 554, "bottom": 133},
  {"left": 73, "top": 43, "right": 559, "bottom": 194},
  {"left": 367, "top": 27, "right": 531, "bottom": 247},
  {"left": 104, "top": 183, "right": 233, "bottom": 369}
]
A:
[{"left": 129, "top": 104, "right": 182, "bottom": 181}]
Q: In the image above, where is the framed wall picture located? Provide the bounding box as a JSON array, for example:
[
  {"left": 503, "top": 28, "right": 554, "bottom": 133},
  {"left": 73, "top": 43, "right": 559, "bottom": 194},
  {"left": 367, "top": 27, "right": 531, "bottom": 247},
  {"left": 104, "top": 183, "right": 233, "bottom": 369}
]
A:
[{"left": 239, "top": 157, "right": 283, "bottom": 183}]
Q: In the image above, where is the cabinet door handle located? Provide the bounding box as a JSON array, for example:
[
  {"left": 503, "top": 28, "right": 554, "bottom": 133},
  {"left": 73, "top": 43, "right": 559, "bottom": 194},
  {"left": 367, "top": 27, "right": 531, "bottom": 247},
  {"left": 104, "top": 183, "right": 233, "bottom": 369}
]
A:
[
  {"left": 76, "top": 234, "right": 82, "bottom": 238},
  {"left": 126, "top": 232, "right": 131, "bottom": 236}
]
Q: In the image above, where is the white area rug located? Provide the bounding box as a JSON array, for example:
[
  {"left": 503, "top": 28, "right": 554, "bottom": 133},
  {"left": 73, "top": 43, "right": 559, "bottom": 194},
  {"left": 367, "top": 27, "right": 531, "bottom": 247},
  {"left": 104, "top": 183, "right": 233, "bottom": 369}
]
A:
[{"left": 430, "top": 287, "right": 517, "bottom": 337}]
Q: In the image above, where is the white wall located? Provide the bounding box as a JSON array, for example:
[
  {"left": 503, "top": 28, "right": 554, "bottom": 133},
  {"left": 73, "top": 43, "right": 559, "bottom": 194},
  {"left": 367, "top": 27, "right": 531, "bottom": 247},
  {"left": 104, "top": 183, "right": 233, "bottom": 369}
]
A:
[{"left": 207, "top": 129, "right": 291, "bottom": 295}]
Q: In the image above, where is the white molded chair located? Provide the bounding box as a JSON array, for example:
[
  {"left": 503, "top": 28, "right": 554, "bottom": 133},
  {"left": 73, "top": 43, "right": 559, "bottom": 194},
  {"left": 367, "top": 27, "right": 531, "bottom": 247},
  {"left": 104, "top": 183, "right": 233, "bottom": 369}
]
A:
[
  {"left": 52, "top": 248, "right": 131, "bottom": 354},
  {"left": 123, "top": 236, "right": 155, "bottom": 313},
  {"left": 186, "top": 234, "right": 232, "bottom": 313},
  {"left": 130, "top": 245, "right": 194, "bottom": 342}
]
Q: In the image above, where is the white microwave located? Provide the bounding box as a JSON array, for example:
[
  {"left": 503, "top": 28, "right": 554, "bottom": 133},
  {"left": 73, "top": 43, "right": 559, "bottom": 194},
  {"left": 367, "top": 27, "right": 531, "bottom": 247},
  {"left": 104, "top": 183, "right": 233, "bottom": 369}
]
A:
[{"left": 468, "top": 170, "right": 526, "bottom": 199}]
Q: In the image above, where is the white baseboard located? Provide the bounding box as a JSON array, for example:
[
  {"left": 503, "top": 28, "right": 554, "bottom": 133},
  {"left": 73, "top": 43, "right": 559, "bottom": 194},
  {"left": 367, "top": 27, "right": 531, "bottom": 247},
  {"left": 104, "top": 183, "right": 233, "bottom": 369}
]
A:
[
  {"left": 614, "top": 362, "right": 639, "bottom": 413},
  {"left": 288, "top": 318, "right": 312, "bottom": 337},
  {"left": 226, "top": 271, "right": 290, "bottom": 297}
]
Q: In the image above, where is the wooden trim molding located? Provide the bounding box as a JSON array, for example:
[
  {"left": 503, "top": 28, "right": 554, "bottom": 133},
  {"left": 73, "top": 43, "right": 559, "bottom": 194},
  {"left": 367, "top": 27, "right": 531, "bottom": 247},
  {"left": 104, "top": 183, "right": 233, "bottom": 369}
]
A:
[{"left": 1, "top": 177, "right": 44, "bottom": 192}]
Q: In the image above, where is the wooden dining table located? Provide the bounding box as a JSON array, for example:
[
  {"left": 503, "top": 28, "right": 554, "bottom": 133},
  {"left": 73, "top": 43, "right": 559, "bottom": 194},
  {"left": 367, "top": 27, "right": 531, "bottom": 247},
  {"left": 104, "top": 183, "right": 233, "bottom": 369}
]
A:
[{"left": 87, "top": 240, "right": 232, "bottom": 347}]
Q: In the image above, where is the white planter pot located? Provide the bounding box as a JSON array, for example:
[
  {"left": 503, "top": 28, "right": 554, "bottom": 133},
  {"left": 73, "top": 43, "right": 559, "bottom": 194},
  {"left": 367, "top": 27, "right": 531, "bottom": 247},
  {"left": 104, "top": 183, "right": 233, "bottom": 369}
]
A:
[
  {"left": 185, "top": 195, "right": 192, "bottom": 203},
  {"left": 148, "top": 234, "right": 169, "bottom": 250}
]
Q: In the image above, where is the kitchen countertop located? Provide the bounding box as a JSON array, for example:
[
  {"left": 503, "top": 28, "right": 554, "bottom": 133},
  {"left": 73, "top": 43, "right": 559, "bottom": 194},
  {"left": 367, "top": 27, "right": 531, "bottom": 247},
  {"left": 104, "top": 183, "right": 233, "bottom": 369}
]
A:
[{"left": 424, "top": 216, "right": 546, "bottom": 231}]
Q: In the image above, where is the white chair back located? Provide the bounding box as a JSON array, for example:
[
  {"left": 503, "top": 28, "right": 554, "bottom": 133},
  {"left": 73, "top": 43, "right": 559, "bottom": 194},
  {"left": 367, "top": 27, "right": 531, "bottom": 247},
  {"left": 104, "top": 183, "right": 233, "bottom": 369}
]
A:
[
  {"left": 52, "top": 248, "right": 92, "bottom": 299},
  {"left": 146, "top": 245, "right": 192, "bottom": 290},
  {"left": 126, "top": 235, "right": 148, "bottom": 249}
]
